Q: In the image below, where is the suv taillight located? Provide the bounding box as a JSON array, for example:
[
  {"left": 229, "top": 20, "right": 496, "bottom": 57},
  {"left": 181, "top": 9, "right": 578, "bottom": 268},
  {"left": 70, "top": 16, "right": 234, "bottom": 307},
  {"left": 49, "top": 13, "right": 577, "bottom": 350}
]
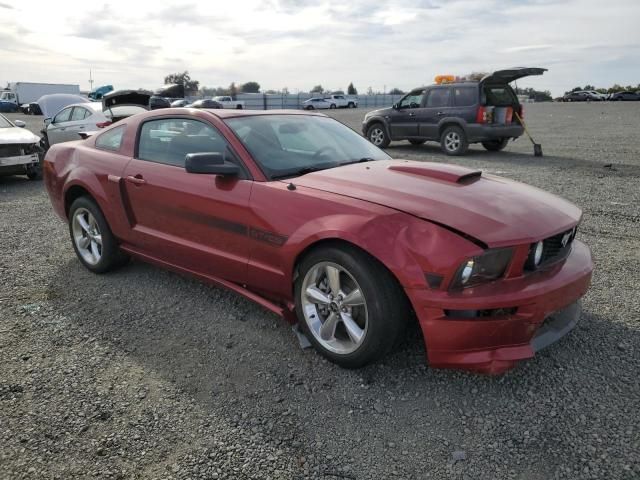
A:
[
  {"left": 476, "top": 106, "right": 492, "bottom": 124},
  {"left": 96, "top": 121, "right": 112, "bottom": 128}
]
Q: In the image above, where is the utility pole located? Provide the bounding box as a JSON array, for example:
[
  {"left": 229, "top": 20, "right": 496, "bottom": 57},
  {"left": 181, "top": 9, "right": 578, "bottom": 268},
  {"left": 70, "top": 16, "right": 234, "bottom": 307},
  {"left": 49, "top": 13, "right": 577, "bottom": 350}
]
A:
[{"left": 88, "top": 69, "right": 94, "bottom": 91}]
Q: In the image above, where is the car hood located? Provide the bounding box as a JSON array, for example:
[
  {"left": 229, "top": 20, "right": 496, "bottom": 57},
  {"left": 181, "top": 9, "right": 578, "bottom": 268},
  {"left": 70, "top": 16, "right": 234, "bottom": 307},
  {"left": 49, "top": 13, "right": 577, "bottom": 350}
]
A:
[
  {"left": 0, "top": 126, "right": 40, "bottom": 144},
  {"left": 292, "top": 161, "right": 581, "bottom": 248},
  {"left": 37, "top": 94, "right": 89, "bottom": 118}
]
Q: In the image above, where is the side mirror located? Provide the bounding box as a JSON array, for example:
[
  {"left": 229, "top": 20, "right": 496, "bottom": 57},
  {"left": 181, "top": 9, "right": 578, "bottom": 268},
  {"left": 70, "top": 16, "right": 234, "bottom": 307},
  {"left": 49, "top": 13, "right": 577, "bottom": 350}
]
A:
[
  {"left": 44, "top": 118, "right": 52, "bottom": 126},
  {"left": 392, "top": 103, "right": 399, "bottom": 109},
  {"left": 14, "top": 120, "right": 26, "bottom": 128},
  {"left": 185, "top": 152, "right": 239, "bottom": 176}
]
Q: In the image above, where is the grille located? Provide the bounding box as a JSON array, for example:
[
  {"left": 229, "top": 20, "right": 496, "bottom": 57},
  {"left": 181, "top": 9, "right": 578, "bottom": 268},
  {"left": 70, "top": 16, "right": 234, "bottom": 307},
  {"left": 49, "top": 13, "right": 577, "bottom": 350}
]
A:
[
  {"left": 525, "top": 227, "right": 576, "bottom": 271},
  {"left": 0, "top": 144, "right": 27, "bottom": 157}
]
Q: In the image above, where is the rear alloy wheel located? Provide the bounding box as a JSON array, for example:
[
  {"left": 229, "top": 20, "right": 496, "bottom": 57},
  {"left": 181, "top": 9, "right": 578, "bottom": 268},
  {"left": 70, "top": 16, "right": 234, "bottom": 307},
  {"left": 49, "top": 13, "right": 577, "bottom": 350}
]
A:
[
  {"left": 409, "top": 139, "right": 426, "bottom": 146},
  {"left": 69, "top": 197, "right": 128, "bottom": 273},
  {"left": 366, "top": 124, "right": 390, "bottom": 148},
  {"left": 295, "top": 246, "right": 407, "bottom": 368},
  {"left": 482, "top": 138, "right": 509, "bottom": 151},
  {"left": 440, "top": 125, "right": 468, "bottom": 156}
]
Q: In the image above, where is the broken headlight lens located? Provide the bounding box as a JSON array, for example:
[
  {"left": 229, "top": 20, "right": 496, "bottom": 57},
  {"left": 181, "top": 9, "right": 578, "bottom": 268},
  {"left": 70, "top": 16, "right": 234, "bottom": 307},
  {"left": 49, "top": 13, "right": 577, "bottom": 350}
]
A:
[{"left": 451, "top": 248, "right": 513, "bottom": 289}]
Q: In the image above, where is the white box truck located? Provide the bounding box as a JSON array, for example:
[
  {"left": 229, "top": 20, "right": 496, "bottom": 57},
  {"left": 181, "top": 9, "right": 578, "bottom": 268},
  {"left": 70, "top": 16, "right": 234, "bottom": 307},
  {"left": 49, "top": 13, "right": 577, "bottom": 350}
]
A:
[{"left": 0, "top": 82, "right": 81, "bottom": 106}]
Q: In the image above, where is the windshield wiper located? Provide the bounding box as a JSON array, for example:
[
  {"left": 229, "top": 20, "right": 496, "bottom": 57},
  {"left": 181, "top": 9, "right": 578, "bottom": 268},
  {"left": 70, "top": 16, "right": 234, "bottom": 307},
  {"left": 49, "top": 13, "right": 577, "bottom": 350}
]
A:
[
  {"left": 339, "top": 157, "right": 377, "bottom": 166},
  {"left": 271, "top": 166, "right": 324, "bottom": 180}
]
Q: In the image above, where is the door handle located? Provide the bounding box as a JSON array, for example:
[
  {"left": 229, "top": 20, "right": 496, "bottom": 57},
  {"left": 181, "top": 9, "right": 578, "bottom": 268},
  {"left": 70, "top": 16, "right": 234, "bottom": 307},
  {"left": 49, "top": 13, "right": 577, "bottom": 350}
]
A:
[
  {"left": 125, "top": 175, "right": 146, "bottom": 185},
  {"left": 436, "top": 112, "right": 445, "bottom": 116},
  {"left": 408, "top": 112, "right": 415, "bottom": 117}
]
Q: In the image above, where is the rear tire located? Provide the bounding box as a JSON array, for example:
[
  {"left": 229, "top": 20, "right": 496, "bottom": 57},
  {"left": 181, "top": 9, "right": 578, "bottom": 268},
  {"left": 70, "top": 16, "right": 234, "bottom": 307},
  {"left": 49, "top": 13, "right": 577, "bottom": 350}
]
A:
[
  {"left": 330, "top": 104, "right": 337, "bottom": 109},
  {"left": 409, "top": 139, "right": 426, "bottom": 146},
  {"left": 482, "top": 138, "right": 509, "bottom": 151},
  {"left": 236, "top": 105, "right": 243, "bottom": 109},
  {"left": 68, "top": 197, "right": 128, "bottom": 274},
  {"left": 348, "top": 102, "right": 355, "bottom": 108},
  {"left": 366, "top": 123, "right": 390, "bottom": 148},
  {"left": 440, "top": 125, "right": 468, "bottom": 156},
  {"left": 294, "top": 246, "right": 407, "bottom": 368}
]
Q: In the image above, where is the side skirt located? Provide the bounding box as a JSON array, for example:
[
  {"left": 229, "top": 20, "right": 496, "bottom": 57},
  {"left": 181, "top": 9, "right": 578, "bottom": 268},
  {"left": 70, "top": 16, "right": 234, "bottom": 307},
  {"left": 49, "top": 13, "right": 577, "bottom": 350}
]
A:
[{"left": 120, "top": 244, "right": 297, "bottom": 322}]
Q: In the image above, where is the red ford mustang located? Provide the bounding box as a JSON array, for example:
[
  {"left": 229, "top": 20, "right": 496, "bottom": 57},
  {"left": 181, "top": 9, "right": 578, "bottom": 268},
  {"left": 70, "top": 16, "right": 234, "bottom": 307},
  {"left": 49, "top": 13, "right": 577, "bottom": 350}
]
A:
[{"left": 43, "top": 108, "right": 593, "bottom": 374}]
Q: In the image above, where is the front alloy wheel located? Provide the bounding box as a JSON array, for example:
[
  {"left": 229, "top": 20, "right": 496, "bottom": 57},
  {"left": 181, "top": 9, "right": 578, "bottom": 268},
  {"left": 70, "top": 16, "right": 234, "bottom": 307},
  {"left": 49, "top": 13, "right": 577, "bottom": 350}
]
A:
[
  {"left": 366, "top": 124, "right": 390, "bottom": 148},
  {"left": 295, "top": 246, "right": 407, "bottom": 368},
  {"left": 301, "top": 262, "right": 368, "bottom": 355}
]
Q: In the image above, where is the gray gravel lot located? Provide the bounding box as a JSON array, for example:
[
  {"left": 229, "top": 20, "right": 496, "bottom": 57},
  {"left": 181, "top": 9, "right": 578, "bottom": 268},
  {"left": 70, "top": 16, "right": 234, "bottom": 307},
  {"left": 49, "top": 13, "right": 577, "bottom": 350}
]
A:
[{"left": 1, "top": 103, "right": 639, "bottom": 480}]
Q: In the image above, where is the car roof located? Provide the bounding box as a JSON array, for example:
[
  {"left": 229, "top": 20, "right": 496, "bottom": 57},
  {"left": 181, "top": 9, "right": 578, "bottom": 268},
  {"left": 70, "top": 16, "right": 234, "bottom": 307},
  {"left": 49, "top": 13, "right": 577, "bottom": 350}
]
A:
[{"left": 136, "top": 108, "right": 328, "bottom": 120}]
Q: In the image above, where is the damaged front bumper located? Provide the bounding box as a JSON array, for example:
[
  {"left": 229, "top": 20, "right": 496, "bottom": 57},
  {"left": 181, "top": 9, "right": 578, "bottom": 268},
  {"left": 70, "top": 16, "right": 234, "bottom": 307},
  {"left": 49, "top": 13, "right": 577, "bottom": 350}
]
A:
[{"left": 406, "top": 240, "right": 593, "bottom": 375}]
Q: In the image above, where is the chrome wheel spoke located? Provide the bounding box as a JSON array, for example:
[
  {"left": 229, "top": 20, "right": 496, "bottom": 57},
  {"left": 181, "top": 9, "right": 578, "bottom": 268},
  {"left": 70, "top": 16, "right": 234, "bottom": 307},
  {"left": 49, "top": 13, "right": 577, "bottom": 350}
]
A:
[
  {"left": 93, "top": 234, "right": 103, "bottom": 246},
  {"left": 78, "top": 237, "right": 90, "bottom": 249},
  {"left": 325, "top": 265, "right": 341, "bottom": 294},
  {"left": 341, "top": 312, "right": 364, "bottom": 344},
  {"left": 76, "top": 214, "right": 91, "bottom": 233},
  {"left": 341, "top": 288, "right": 363, "bottom": 306},
  {"left": 320, "top": 313, "right": 339, "bottom": 341},
  {"left": 90, "top": 240, "right": 100, "bottom": 261},
  {"left": 306, "top": 286, "right": 330, "bottom": 305}
]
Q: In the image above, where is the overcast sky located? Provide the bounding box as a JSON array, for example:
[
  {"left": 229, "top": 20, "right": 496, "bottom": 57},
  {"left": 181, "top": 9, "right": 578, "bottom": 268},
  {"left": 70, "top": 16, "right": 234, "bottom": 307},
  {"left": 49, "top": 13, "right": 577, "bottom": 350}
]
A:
[{"left": 1, "top": 0, "right": 639, "bottom": 96}]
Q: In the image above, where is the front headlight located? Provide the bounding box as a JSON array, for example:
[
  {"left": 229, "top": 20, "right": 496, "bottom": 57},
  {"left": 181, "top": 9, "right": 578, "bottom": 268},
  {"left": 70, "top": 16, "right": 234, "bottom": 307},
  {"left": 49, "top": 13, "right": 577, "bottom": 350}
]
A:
[{"left": 451, "top": 248, "right": 513, "bottom": 289}]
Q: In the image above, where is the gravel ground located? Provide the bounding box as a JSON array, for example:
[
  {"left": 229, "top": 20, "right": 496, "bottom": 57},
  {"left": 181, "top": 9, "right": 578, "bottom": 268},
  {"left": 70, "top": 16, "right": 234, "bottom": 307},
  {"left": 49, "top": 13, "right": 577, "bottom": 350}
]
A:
[{"left": 1, "top": 103, "right": 639, "bottom": 480}]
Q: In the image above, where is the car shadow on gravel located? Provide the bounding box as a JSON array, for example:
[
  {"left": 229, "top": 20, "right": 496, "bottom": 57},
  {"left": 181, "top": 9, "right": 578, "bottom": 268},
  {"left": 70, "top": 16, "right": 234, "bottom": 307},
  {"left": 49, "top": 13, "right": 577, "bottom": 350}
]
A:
[
  {"left": 47, "top": 257, "right": 638, "bottom": 401},
  {"left": 42, "top": 256, "right": 640, "bottom": 477}
]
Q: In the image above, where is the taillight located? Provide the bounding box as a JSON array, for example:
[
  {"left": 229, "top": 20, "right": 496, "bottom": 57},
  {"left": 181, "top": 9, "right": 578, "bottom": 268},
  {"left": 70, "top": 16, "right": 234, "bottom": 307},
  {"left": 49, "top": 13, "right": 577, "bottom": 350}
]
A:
[
  {"left": 96, "top": 121, "right": 112, "bottom": 128},
  {"left": 476, "top": 106, "right": 492, "bottom": 124}
]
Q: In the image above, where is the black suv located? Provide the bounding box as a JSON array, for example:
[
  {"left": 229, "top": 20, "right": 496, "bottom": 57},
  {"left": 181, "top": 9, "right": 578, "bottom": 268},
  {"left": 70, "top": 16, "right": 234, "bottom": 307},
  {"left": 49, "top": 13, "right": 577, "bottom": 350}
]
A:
[{"left": 362, "top": 67, "right": 546, "bottom": 155}]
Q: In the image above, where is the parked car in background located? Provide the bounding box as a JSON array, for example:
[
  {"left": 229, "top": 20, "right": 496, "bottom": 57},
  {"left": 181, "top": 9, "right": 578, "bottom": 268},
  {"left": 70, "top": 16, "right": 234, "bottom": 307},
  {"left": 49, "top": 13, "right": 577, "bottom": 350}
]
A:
[
  {"left": 43, "top": 97, "right": 147, "bottom": 149},
  {"left": 363, "top": 67, "right": 547, "bottom": 155},
  {"left": 324, "top": 94, "right": 358, "bottom": 108},
  {"left": 171, "top": 99, "right": 190, "bottom": 107},
  {"left": 43, "top": 108, "right": 593, "bottom": 374},
  {"left": 186, "top": 99, "right": 223, "bottom": 109},
  {"left": 562, "top": 91, "right": 603, "bottom": 102},
  {"left": 213, "top": 96, "right": 244, "bottom": 109},
  {"left": 302, "top": 97, "right": 333, "bottom": 110},
  {"left": 0, "top": 100, "right": 19, "bottom": 113},
  {"left": 0, "top": 113, "right": 42, "bottom": 180},
  {"left": 610, "top": 91, "right": 640, "bottom": 101},
  {"left": 88, "top": 85, "right": 114, "bottom": 100}
]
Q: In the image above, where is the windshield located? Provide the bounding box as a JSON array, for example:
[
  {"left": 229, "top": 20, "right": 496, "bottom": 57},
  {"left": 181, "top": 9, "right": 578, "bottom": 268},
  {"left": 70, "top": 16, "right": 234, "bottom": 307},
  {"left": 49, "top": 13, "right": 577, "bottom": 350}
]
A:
[
  {"left": 225, "top": 114, "right": 391, "bottom": 179},
  {"left": 0, "top": 114, "right": 12, "bottom": 128}
]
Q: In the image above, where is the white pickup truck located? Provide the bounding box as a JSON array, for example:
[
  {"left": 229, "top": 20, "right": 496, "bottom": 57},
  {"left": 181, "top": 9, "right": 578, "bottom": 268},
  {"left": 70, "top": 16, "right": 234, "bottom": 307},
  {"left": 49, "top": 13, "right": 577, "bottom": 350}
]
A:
[
  {"left": 324, "top": 94, "right": 358, "bottom": 108},
  {"left": 212, "top": 96, "right": 244, "bottom": 109}
]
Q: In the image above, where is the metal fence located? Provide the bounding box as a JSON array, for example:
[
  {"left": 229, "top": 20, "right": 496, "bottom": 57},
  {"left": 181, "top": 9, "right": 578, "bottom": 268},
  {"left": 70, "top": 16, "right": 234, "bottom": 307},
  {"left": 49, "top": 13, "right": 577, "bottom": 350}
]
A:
[{"left": 190, "top": 93, "right": 405, "bottom": 110}]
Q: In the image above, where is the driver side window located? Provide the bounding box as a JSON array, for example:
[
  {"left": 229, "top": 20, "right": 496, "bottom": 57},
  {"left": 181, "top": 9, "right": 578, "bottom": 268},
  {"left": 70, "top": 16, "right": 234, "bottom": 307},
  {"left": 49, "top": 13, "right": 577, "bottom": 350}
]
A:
[
  {"left": 399, "top": 91, "right": 425, "bottom": 109},
  {"left": 53, "top": 108, "right": 72, "bottom": 124}
]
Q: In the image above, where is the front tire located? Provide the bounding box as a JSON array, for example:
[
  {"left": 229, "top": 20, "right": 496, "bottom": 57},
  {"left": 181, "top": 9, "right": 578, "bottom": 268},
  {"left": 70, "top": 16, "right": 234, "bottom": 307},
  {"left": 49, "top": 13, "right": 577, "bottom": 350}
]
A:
[
  {"left": 348, "top": 102, "right": 355, "bottom": 108},
  {"left": 440, "top": 125, "right": 468, "bottom": 156},
  {"left": 366, "top": 123, "right": 390, "bottom": 148},
  {"left": 68, "top": 197, "right": 128, "bottom": 274},
  {"left": 295, "top": 246, "right": 407, "bottom": 368},
  {"left": 482, "top": 138, "right": 509, "bottom": 151},
  {"left": 329, "top": 104, "right": 337, "bottom": 109}
]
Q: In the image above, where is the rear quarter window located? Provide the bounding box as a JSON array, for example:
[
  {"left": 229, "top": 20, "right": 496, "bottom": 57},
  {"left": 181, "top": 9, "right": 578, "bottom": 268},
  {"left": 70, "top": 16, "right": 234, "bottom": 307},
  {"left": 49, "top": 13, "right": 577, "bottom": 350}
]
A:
[
  {"left": 453, "top": 87, "right": 477, "bottom": 107},
  {"left": 95, "top": 125, "right": 125, "bottom": 151}
]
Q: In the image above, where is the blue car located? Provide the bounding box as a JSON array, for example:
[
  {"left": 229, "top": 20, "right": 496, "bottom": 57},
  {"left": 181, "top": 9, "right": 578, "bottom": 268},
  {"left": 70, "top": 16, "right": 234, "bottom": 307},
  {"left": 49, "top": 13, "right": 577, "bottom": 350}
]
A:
[{"left": 0, "top": 100, "right": 19, "bottom": 113}]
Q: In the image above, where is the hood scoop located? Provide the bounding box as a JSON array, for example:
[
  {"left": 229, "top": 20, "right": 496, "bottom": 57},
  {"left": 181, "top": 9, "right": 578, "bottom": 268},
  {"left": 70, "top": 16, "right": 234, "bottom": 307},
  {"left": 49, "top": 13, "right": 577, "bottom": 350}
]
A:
[{"left": 388, "top": 164, "right": 482, "bottom": 184}]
